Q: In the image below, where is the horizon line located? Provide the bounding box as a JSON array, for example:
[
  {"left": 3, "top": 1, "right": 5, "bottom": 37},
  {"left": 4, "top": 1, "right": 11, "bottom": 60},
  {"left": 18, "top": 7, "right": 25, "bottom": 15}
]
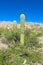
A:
[{"left": 0, "top": 21, "right": 43, "bottom": 24}]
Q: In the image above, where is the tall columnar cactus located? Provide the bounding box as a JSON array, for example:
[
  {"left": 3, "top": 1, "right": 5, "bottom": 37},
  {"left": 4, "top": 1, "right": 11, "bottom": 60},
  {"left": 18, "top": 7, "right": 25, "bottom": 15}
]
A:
[
  {"left": 13, "top": 20, "right": 17, "bottom": 33},
  {"left": 20, "top": 14, "right": 25, "bottom": 45}
]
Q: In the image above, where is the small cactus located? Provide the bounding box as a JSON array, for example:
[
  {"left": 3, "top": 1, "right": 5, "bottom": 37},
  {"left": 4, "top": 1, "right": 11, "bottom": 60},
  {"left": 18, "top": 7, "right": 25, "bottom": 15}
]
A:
[
  {"left": 13, "top": 20, "right": 17, "bottom": 33},
  {"left": 20, "top": 14, "right": 25, "bottom": 45}
]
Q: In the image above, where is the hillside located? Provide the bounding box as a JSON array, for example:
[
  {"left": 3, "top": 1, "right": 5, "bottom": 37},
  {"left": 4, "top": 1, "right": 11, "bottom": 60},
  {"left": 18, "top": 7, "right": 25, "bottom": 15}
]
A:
[
  {"left": 0, "top": 22, "right": 43, "bottom": 28},
  {"left": 0, "top": 22, "right": 43, "bottom": 65}
]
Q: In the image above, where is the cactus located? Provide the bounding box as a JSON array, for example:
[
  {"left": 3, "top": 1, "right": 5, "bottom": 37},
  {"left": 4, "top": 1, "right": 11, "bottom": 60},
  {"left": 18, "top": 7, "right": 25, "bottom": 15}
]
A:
[
  {"left": 13, "top": 20, "right": 17, "bottom": 33},
  {"left": 20, "top": 14, "right": 25, "bottom": 45}
]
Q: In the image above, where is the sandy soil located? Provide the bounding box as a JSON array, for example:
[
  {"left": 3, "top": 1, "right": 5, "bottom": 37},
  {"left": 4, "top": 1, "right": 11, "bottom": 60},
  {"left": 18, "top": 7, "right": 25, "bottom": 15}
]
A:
[{"left": 0, "top": 40, "right": 8, "bottom": 49}]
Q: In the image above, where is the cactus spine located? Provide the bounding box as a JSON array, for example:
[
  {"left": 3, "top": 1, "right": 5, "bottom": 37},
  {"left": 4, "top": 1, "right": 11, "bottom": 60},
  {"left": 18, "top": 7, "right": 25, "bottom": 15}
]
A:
[{"left": 20, "top": 14, "right": 25, "bottom": 45}]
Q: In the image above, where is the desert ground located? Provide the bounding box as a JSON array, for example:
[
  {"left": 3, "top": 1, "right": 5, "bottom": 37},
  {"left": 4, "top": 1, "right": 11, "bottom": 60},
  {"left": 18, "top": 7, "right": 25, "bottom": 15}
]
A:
[{"left": 0, "top": 22, "right": 43, "bottom": 65}]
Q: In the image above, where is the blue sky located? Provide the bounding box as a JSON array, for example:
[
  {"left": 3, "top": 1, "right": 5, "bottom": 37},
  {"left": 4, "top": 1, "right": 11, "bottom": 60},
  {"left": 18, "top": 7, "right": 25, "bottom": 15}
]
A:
[{"left": 0, "top": 0, "right": 43, "bottom": 23}]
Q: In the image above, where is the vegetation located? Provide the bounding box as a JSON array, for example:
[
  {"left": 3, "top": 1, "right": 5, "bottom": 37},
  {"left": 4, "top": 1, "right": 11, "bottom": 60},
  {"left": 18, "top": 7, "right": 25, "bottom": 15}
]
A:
[{"left": 0, "top": 14, "right": 43, "bottom": 65}]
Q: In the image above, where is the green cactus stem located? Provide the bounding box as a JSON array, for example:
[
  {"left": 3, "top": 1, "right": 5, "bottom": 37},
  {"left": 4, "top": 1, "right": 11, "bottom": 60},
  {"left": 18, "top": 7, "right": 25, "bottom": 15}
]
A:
[
  {"left": 13, "top": 20, "right": 17, "bottom": 33},
  {"left": 20, "top": 14, "right": 25, "bottom": 45}
]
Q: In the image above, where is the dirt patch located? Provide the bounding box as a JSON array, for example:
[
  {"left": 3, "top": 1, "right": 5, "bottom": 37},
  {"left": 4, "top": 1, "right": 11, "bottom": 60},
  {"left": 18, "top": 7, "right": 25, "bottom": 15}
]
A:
[{"left": 0, "top": 42, "right": 8, "bottom": 49}]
